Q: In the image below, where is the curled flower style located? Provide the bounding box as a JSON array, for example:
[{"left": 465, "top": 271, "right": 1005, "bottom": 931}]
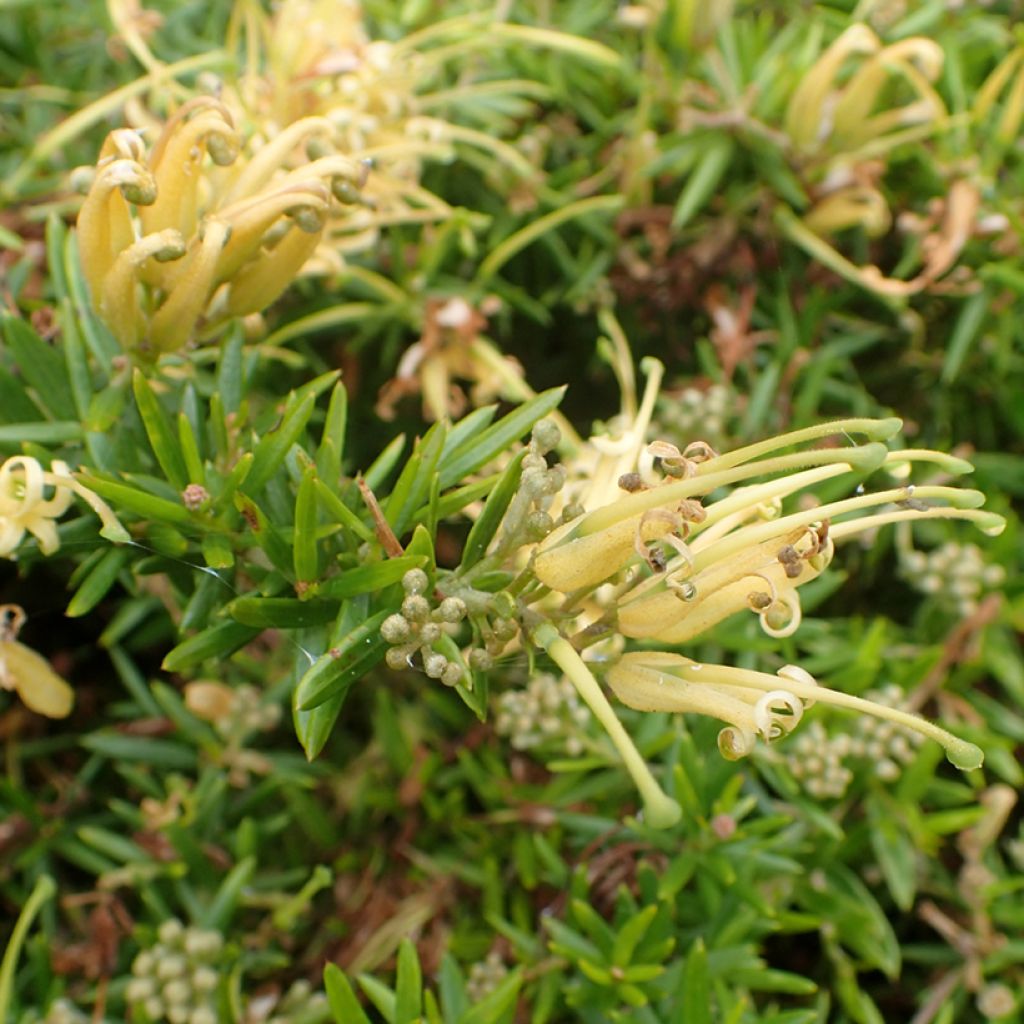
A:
[
  {"left": 0, "top": 604, "right": 74, "bottom": 718},
  {"left": 606, "top": 653, "right": 983, "bottom": 772},
  {"left": 0, "top": 455, "right": 128, "bottom": 559},
  {"left": 528, "top": 416, "right": 1001, "bottom": 826}
]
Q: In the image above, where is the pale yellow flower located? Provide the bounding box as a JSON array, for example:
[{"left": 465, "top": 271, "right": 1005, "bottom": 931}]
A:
[
  {"left": 0, "top": 455, "right": 128, "bottom": 559},
  {"left": 529, "top": 417, "right": 1001, "bottom": 827},
  {"left": 0, "top": 605, "right": 74, "bottom": 718}
]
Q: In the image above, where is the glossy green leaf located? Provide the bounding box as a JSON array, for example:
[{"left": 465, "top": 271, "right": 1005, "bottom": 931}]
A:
[
  {"left": 439, "top": 387, "right": 565, "bottom": 488},
  {"left": 245, "top": 390, "right": 316, "bottom": 493},
  {"left": 295, "top": 608, "right": 391, "bottom": 712},
  {"left": 394, "top": 939, "right": 422, "bottom": 1024},
  {"left": 324, "top": 964, "right": 371, "bottom": 1024},
  {"left": 460, "top": 450, "right": 525, "bottom": 570},
  {"left": 294, "top": 466, "right": 320, "bottom": 585},
  {"left": 317, "top": 556, "right": 427, "bottom": 599},
  {"left": 66, "top": 546, "right": 131, "bottom": 617},
  {"left": 227, "top": 596, "right": 340, "bottom": 629},
  {"left": 162, "top": 620, "right": 261, "bottom": 673},
  {"left": 133, "top": 369, "right": 189, "bottom": 491}
]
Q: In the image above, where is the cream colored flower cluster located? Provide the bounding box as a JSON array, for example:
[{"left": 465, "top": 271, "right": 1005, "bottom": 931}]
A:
[
  {"left": 902, "top": 540, "right": 1005, "bottom": 616},
  {"left": 126, "top": 920, "right": 223, "bottom": 1024},
  {"left": 494, "top": 672, "right": 591, "bottom": 757}
]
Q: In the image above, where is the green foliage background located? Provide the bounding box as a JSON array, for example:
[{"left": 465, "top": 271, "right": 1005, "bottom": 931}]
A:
[{"left": 1, "top": 1, "right": 1023, "bottom": 1023}]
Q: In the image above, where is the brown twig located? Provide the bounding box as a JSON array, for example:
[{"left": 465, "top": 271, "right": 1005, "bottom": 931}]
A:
[
  {"left": 357, "top": 477, "right": 404, "bottom": 558},
  {"left": 908, "top": 593, "right": 1001, "bottom": 712}
]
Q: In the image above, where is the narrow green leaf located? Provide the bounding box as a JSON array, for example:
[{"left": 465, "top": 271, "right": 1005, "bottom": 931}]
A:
[
  {"left": 442, "top": 405, "right": 497, "bottom": 461},
  {"left": 79, "top": 474, "right": 194, "bottom": 527},
  {"left": 201, "top": 534, "right": 234, "bottom": 569},
  {"left": 478, "top": 195, "right": 623, "bottom": 281},
  {"left": 680, "top": 939, "right": 711, "bottom": 1024},
  {"left": 162, "top": 621, "right": 261, "bottom": 673},
  {"left": 201, "top": 856, "right": 256, "bottom": 931},
  {"left": 0, "top": 422, "right": 82, "bottom": 444},
  {"left": 294, "top": 467, "right": 320, "bottom": 585},
  {"left": 318, "top": 556, "right": 427, "bottom": 599},
  {"left": 0, "top": 366, "right": 45, "bottom": 424},
  {"left": 77, "top": 826, "right": 148, "bottom": 864},
  {"left": 245, "top": 391, "right": 316, "bottom": 493},
  {"left": 364, "top": 432, "right": 406, "bottom": 491},
  {"left": 385, "top": 421, "right": 447, "bottom": 536},
  {"left": 60, "top": 298, "right": 92, "bottom": 419},
  {"left": 85, "top": 381, "right": 127, "bottom": 433},
  {"left": 216, "top": 327, "right": 245, "bottom": 416},
  {"left": 317, "top": 381, "right": 348, "bottom": 485},
  {"left": 611, "top": 905, "right": 658, "bottom": 968},
  {"left": 1, "top": 313, "right": 75, "bottom": 416},
  {"left": 460, "top": 450, "right": 525, "bottom": 569},
  {"left": 439, "top": 387, "right": 565, "bottom": 489},
  {"left": 295, "top": 608, "right": 391, "bottom": 712},
  {"left": 673, "top": 135, "right": 734, "bottom": 229},
  {"left": 177, "top": 412, "right": 205, "bottom": 485},
  {"left": 395, "top": 939, "right": 423, "bottom": 1024},
  {"left": 227, "top": 596, "right": 340, "bottom": 629},
  {"left": 357, "top": 974, "right": 397, "bottom": 1024},
  {"left": 942, "top": 289, "right": 988, "bottom": 383},
  {"left": 46, "top": 213, "right": 69, "bottom": 302},
  {"left": 133, "top": 369, "right": 189, "bottom": 491},
  {"left": 867, "top": 795, "right": 917, "bottom": 911},
  {"left": 323, "top": 964, "right": 372, "bottom": 1024},
  {"left": 66, "top": 547, "right": 131, "bottom": 617},
  {"left": 460, "top": 969, "right": 523, "bottom": 1024},
  {"left": 233, "top": 493, "right": 294, "bottom": 573},
  {"left": 149, "top": 680, "right": 219, "bottom": 746},
  {"left": 81, "top": 732, "right": 196, "bottom": 769},
  {"left": 314, "top": 479, "right": 376, "bottom": 545},
  {"left": 437, "top": 955, "right": 469, "bottom": 1023}
]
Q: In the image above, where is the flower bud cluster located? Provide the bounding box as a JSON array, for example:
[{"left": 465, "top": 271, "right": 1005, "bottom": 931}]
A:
[
  {"left": 902, "top": 541, "right": 1005, "bottom": 616},
  {"left": 126, "top": 919, "right": 224, "bottom": 1024},
  {"left": 264, "top": 979, "right": 330, "bottom": 1024},
  {"left": 494, "top": 673, "right": 591, "bottom": 757},
  {"left": 218, "top": 684, "right": 281, "bottom": 741},
  {"left": 507, "top": 420, "right": 570, "bottom": 546},
  {"left": 39, "top": 999, "right": 88, "bottom": 1024},
  {"left": 654, "top": 384, "right": 733, "bottom": 452},
  {"left": 784, "top": 685, "right": 926, "bottom": 799},
  {"left": 381, "top": 569, "right": 467, "bottom": 687},
  {"left": 465, "top": 951, "right": 509, "bottom": 1004}
]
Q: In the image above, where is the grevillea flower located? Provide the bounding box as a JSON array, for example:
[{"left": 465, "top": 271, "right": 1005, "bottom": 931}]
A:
[
  {"left": 76, "top": 105, "right": 369, "bottom": 353},
  {"left": 529, "top": 417, "right": 1002, "bottom": 827},
  {"left": 0, "top": 605, "right": 73, "bottom": 718},
  {"left": 0, "top": 455, "right": 127, "bottom": 559}
]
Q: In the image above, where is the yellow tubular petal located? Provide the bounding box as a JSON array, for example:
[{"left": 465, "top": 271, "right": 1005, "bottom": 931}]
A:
[
  {"left": 149, "top": 220, "right": 231, "bottom": 352},
  {"left": 532, "top": 511, "right": 676, "bottom": 593},
  {"left": 76, "top": 159, "right": 156, "bottom": 304},
  {"left": 784, "top": 24, "right": 880, "bottom": 149},
  {"left": 1, "top": 640, "right": 74, "bottom": 718},
  {"left": 140, "top": 109, "right": 239, "bottom": 238},
  {"left": 221, "top": 116, "right": 333, "bottom": 203},
  {"left": 608, "top": 653, "right": 759, "bottom": 727},
  {"left": 215, "top": 183, "right": 330, "bottom": 282},
  {"left": 664, "top": 660, "right": 983, "bottom": 771},
  {"left": 225, "top": 223, "right": 322, "bottom": 317},
  {"left": 100, "top": 229, "right": 187, "bottom": 348},
  {"left": 974, "top": 47, "right": 1024, "bottom": 120}
]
